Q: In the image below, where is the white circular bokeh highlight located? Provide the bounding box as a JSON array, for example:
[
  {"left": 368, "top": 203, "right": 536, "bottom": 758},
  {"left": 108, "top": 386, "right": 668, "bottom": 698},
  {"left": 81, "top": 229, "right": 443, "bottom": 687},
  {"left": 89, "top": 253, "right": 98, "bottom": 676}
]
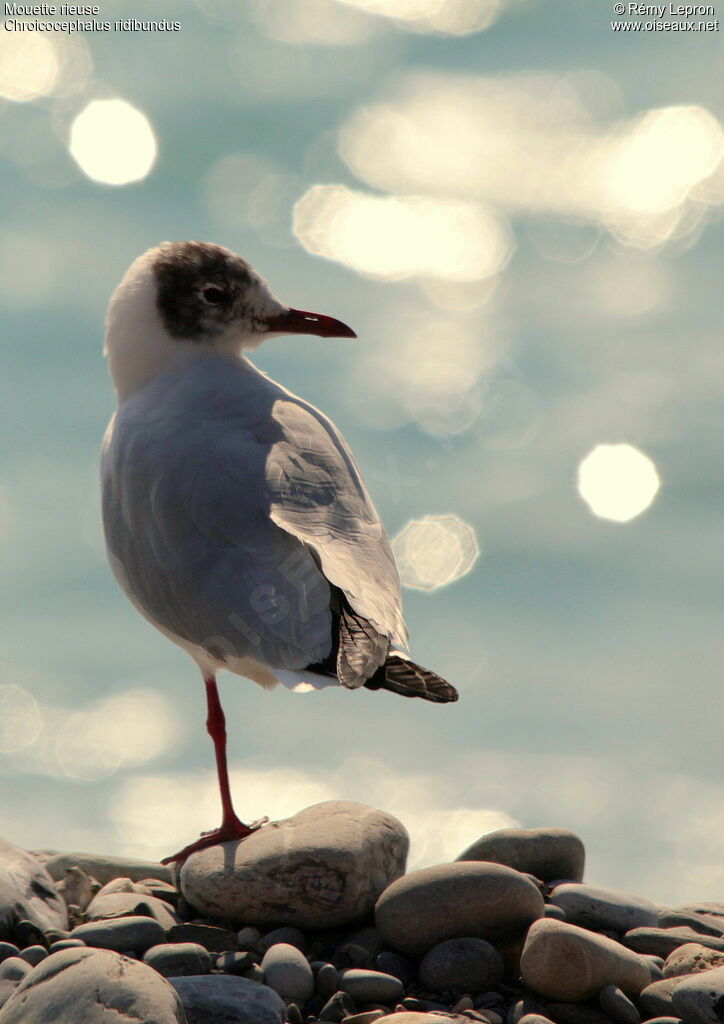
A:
[
  {"left": 577, "top": 443, "right": 661, "bottom": 522},
  {"left": 69, "top": 99, "right": 157, "bottom": 186}
]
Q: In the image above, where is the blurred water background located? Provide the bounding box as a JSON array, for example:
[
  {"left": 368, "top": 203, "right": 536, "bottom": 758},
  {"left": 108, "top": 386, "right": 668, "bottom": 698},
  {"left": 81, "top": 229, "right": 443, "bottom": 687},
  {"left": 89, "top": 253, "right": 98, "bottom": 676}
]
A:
[{"left": 0, "top": 0, "right": 722, "bottom": 902}]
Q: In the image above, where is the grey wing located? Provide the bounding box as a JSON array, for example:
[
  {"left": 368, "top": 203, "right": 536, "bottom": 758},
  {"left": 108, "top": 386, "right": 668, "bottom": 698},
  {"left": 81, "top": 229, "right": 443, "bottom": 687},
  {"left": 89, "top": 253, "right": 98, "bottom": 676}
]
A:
[
  {"left": 265, "top": 394, "right": 409, "bottom": 655},
  {"left": 101, "top": 412, "right": 334, "bottom": 671}
]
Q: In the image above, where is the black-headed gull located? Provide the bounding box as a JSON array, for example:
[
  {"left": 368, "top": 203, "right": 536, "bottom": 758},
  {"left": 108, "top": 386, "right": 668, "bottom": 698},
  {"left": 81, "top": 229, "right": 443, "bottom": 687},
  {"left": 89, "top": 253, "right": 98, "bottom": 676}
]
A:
[{"left": 101, "top": 242, "right": 458, "bottom": 863}]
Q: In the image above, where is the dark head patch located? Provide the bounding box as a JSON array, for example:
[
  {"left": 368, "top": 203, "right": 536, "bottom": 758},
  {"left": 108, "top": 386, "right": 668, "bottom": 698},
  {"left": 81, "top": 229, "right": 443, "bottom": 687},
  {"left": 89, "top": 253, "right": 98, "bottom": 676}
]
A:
[{"left": 152, "top": 241, "right": 255, "bottom": 341}]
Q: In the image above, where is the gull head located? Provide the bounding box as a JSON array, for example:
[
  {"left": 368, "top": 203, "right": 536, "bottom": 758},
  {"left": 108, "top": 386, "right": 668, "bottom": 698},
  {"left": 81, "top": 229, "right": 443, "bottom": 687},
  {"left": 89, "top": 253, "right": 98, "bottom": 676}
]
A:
[{"left": 105, "top": 241, "right": 356, "bottom": 400}]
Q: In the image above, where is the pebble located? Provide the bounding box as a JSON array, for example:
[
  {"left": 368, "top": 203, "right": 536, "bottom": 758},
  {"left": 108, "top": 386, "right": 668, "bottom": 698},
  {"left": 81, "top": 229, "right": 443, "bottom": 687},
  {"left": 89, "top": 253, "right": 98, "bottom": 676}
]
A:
[
  {"left": 17, "top": 946, "right": 46, "bottom": 967},
  {"left": 48, "top": 938, "right": 85, "bottom": 953},
  {"left": 85, "top": 891, "right": 180, "bottom": 929},
  {"left": 639, "top": 977, "right": 693, "bottom": 1017},
  {"left": 375, "top": 861, "right": 544, "bottom": 958},
  {"left": 544, "top": 1003, "right": 616, "bottom": 1024},
  {"left": 517, "top": 1016, "right": 556, "bottom": 1024},
  {"left": 0, "top": 950, "right": 18, "bottom": 967},
  {"left": 510, "top": 999, "right": 547, "bottom": 1024},
  {"left": 260, "top": 926, "right": 307, "bottom": 953},
  {"left": 71, "top": 914, "right": 166, "bottom": 953},
  {"left": 216, "top": 950, "right": 256, "bottom": 974},
  {"left": 286, "top": 1002, "right": 303, "bottom": 1024},
  {"left": 0, "top": 839, "right": 68, "bottom": 936},
  {"left": 317, "top": 962, "right": 339, "bottom": 999},
  {"left": 548, "top": 885, "right": 658, "bottom": 935},
  {"left": 376, "top": 951, "right": 417, "bottom": 988},
  {"left": 338, "top": 967, "right": 404, "bottom": 1004},
  {"left": 179, "top": 801, "right": 409, "bottom": 929},
  {"left": 658, "top": 912, "right": 724, "bottom": 937},
  {"left": 143, "top": 942, "right": 213, "bottom": 977},
  {"left": 520, "top": 919, "right": 651, "bottom": 1001},
  {"left": 0, "top": 959, "right": 31, "bottom": 1011},
  {"left": 343, "top": 1012, "right": 386, "bottom": 1023},
  {"left": 261, "top": 942, "right": 314, "bottom": 1003},
  {"left": 664, "top": 943, "right": 724, "bottom": 978},
  {"left": 43, "top": 852, "right": 173, "bottom": 886},
  {"left": 623, "top": 929, "right": 724, "bottom": 959},
  {"left": 95, "top": 876, "right": 138, "bottom": 896},
  {"left": 242, "top": 963, "right": 266, "bottom": 984},
  {"left": 456, "top": 828, "right": 585, "bottom": 883},
  {"left": 419, "top": 938, "right": 504, "bottom": 994},
  {"left": 165, "top": 922, "right": 237, "bottom": 952},
  {"left": 671, "top": 966, "right": 724, "bottom": 1024},
  {"left": 598, "top": 984, "right": 640, "bottom": 1024},
  {"left": 319, "top": 989, "right": 357, "bottom": 1021},
  {"left": 544, "top": 905, "right": 568, "bottom": 922},
  {"left": 370, "top": 1014, "right": 470, "bottom": 1023},
  {"left": 0, "top": 947, "right": 185, "bottom": 1023},
  {"left": 170, "top": 973, "right": 285, "bottom": 1023},
  {"left": 56, "top": 866, "right": 95, "bottom": 913},
  {"left": 237, "top": 926, "right": 262, "bottom": 949}
]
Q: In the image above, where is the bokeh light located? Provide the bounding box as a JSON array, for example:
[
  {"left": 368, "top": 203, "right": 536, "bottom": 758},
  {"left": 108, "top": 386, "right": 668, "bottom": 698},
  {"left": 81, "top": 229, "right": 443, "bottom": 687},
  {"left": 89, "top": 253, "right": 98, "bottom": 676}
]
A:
[
  {"left": 338, "top": 75, "right": 724, "bottom": 249},
  {"left": 0, "top": 33, "right": 60, "bottom": 102},
  {"left": 577, "top": 444, "right": 661, "bottom": 523},
  {"left": 55, "top": 689, "right": 180, "bottom": 782},
  {"left": 69, "top": 99, "right": 157, "bottom": 186},
  {"left": 294, "top": 185, "right": 513, "bottom": 281},
  {"left": 393, "top": 514, "right": 480, "bottom": 590},
  {"left": 0, "top": 685, "right": 43, "bottom": 754},
  {"left": 249, "top": 0, "right": 378, "bottom": 44},
  {"left": 335, "top": 0, "right": 502, "bottom": 35}
]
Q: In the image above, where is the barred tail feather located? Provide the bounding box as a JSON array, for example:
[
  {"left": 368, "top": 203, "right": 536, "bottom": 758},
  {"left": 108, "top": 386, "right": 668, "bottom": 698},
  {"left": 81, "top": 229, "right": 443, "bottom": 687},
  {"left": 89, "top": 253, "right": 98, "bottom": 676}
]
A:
[{"left": 364, "top": 653, "right": 458, "bottom": 704}]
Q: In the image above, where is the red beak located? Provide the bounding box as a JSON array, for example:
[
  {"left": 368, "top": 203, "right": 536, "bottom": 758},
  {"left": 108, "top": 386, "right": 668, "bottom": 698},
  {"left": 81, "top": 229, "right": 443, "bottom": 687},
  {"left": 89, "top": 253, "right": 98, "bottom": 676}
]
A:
[{"left": 264, "top": 308, "right": 357, "bottom": 339}]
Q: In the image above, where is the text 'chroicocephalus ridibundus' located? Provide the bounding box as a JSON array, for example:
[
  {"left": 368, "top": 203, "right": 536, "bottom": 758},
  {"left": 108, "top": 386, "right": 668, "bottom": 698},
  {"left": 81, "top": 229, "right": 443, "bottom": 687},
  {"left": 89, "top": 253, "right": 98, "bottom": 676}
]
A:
[{"left": 101, "top": 241, "right": 458, "bottom": 863}]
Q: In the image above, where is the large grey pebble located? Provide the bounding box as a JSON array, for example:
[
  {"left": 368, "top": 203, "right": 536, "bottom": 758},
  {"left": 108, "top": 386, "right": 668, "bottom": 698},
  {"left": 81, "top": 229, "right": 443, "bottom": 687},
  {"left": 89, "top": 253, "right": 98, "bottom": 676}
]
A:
[
  {"left": 44, "top": 851, "right": 172, "bottom": 886},
  {"left": 144, "top": 942, "right": 212, "bottom": 977},
  {"left": 639, "top": 977, "right": 695, "bottom": 1017},
  {"left": 0, "top": 947, "right": 185, "bottom": 1023},
  {"left": 671, "top": 966, "right": 724, "bottom": 1024},
  {"left": 549, "top": 885, "right": 658, "bottom": 934},
  {"left": 85, "top": 890, "right": 180, "bottom": 929},
  {"left": 419, "top": 937, "right": 504, "bottom": 994},
  {"left": 520, "top": 918, "right": 650, "bottom": 1001},
  {"left": 0, "top": 839, "right": 67, "bottom": 934},
  {"left": 261, "top": 942, "right": 313, "bottom": 1002},
  {"left": 624, "top": 929, "right": 724, "bottom": 959},
  {"left": 664, "top": 943, "right": 724, "bottom": 978},
  {"left": 599, "top": 984, "right": 640, "bottom": 1024},
  {"left": 171, "top": 974, "right": 285, "bottom": 1023},
  {"left": 456, "top": 828, "right": 585, "bottom": 883},
  {"left": 376, "top": 861, "right": 544, "bottom": 957},
  {"left": 338, "top": 967, "right": 404, "bottom": 1004},
  {"left": 71, "top": 914, "right": 165, "bottom": 953},
  {"left": 179, "top": 801, "right": 408, "bottom": 929}
]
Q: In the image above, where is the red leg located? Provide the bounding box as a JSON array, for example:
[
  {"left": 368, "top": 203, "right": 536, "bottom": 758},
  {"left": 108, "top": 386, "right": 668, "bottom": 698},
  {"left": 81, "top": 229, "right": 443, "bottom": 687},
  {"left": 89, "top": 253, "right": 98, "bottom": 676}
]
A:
[{"left": 161, "top": 675, "right": 266, "bottom": 865}]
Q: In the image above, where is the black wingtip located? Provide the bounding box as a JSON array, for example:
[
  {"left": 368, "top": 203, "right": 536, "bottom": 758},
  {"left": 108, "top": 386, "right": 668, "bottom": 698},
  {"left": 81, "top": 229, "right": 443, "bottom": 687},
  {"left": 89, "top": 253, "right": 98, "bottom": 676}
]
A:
[{"left": 364, "top": 654, "right": 459, "bottom": 704}]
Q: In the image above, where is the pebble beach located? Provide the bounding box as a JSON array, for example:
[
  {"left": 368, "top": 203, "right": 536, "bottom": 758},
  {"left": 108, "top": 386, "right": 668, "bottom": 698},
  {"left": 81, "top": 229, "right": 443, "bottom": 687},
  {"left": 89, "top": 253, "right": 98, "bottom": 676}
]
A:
[{"left": 0, "top": 801, "right": 722, "bottom": 1024}]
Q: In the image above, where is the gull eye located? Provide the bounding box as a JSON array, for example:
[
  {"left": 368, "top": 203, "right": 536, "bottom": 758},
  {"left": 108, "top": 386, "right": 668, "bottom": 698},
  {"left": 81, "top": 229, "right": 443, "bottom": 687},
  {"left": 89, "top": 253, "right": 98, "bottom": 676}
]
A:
[{"left": 201, "top": 284, "right": 226, "bottom": 306}]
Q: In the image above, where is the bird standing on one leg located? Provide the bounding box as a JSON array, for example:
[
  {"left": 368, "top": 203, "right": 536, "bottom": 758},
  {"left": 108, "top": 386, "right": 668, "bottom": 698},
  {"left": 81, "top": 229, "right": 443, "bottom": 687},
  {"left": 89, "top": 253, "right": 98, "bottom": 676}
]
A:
[{"left": 101, "top": 242, "right": 458, "bottom": 864}]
